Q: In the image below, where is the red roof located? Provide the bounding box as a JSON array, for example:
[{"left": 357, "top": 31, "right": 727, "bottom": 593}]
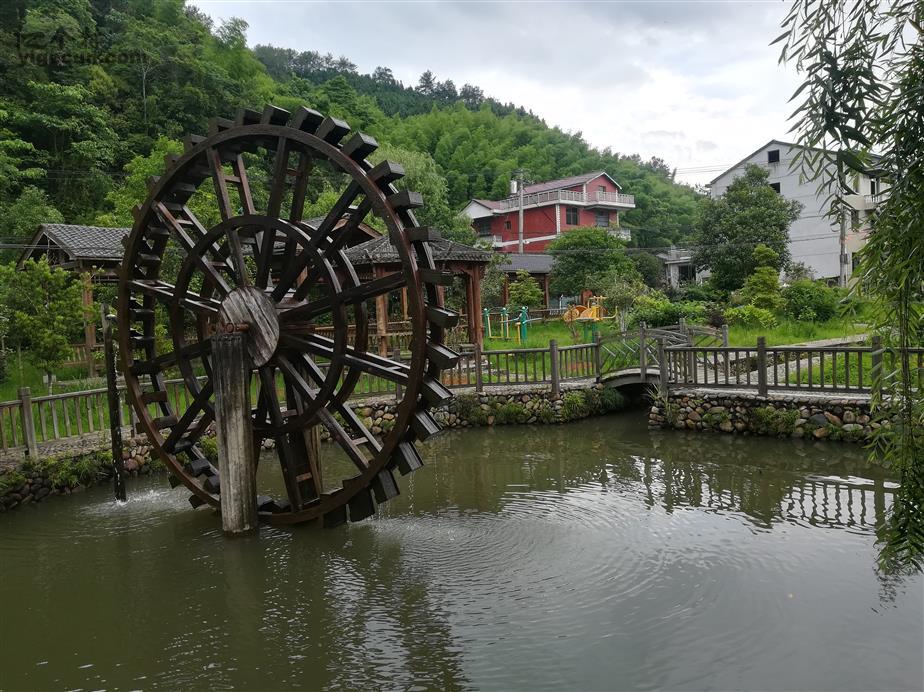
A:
[{"left": 522, "top": 170, "right": 618, "bottom": 194}]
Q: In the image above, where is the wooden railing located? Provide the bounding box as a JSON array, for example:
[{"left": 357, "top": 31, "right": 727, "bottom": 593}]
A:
[
  {"left": 660, "top": 335, "right": 924, "bottom": 396},
  {"left": 495, "top": 189, "right": 636, "bottom": 210}
]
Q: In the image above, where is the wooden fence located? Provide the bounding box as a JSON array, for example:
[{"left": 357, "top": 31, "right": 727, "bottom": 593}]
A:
[{"left": 660, "top": 335, "right": 924, "bottom": 396}]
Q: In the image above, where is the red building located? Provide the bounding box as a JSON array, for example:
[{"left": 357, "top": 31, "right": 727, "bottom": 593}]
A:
[{"left": 462, "top": 171, "right": 635, "bottom": 253}]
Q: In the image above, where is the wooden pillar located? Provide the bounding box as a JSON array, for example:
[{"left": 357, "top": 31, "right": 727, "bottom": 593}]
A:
[
  {"left": 213, "top": 332, "right": 258, "bottom": 535},
  {"left": 549, "top": 339, "right": 560, "bottom": 398},
  {"left": 400, "top": 287, "right": 409, "bottom": 322},
  {"left": 543, "top": 275, "right": 550, "bottom": 309},
  {"left": 756, "top": 336, "right": 768, "bottom": 397},
  {"left": 82, "top": 282, "right": 97, "bottom": 377},
  {"left": 18, "top": 387, "right": 38, "bottom": 459},
  {"left": 471, "top": 266, "right": 484, "bottom": 347},
  {"left": 102, "top": 305, "right": 126, "bottom": 502},
  {"left": 464, "top": 269, "right": 477, "bottom": 345},
  {"left": 374, "top": 265, "right": 389, "bottom": 357}
]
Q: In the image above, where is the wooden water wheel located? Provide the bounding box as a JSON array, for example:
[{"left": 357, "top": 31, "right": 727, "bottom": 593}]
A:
[{"left": 117, "top": 105, "right": 458, "bottom": 526}]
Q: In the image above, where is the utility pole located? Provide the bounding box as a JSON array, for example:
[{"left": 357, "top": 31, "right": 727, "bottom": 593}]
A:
[
  {"left": 516, "top": 168, "right": 525, "bottom": 254},
  {"left": 837, "top": 159, "right": 848, "bottom": 289}
]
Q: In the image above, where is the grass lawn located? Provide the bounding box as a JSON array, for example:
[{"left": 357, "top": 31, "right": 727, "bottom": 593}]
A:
[
  {"left": 0, "top": 357, "right": 95, "bottom": 403},
  {"left": 726, "top": 318, "right": 866, "bottom": 347}
]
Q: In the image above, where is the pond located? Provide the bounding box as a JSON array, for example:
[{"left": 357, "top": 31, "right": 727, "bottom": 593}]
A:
[{"left": 1, "top": 414, "right": 921, "bottom": 691}]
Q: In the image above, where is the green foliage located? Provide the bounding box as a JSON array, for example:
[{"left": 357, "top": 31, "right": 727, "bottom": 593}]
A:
[
  {"left": 588, "top": 270, "right": 647, "bottom": 331},
  {"left": 21, "top": 450, "right": 109, "bottom": 489},
  {"left": 600, "top": 387, "right": 627, "bottom": 413},
  {"left": 548, "top": 228, "right": 637, "bottom": 296},
  {"left": 740, "top": 266, "right": 783, "bottom": 312},
  {"left": 630, "top": 292, "right": 706, "bottom": 328},
  {"left": 480, "top": 254, "right": 510, "bottom": 308},
  {"left": 453, "top": 394, "right": 488, "bottom": 425},
  {"left": 693, "top": 165, "right": 802, "bottom": 291},
  {"left": 494, "top": 402, "right": 526, "bottom": 425},
  {"left": 630, "top": 252, "right": 663, "bottom": 288},
  {"left": 507, "top": 270, "right": 544, "bottom": 309},
  {"left": 561, "top": 391, "right": 589, "bottom": 420},
  {"left": 0, "top": 258, "right": 92, "bottom": 388},
  {"left": 782, "top": 280, "right": 838, "bottom": 322},
  {"left": 751, "top": 406, "right": 799, "bottom": 436},
  {"left": 0, "top": 186, "right": 63, "bottom": 263},
  {"left": 723, "top": 305, "right": 778, "bottom": 330},
  {"left": 198, "top": 436, "right": 219, "bottom": 464}
]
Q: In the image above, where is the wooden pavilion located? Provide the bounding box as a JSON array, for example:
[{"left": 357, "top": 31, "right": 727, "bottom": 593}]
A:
[{"left": 344, "top": 235, "right": 492, "bottom": 352}]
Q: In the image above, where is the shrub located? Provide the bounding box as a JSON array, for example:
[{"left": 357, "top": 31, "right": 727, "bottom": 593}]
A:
[
  {"left": 455, "top": 394, "right": 489, "bottom": 425},
  {"left": 198, "top": 436, "right": 219, "bottom": 463},
  {"left": 600, "top": 387, "right": 627, "bottom": 412},
  {"left": 562, "top": 391, "right": 589, "bottom": 419},
  {"left": 782, "top": 280, "right": 838, "bottom": 322},
  {"left": 630, "top": 292, "right": 707, "bottom": 327},
  {"left": 723, "top": 305, "right": 778, "bottom": 329},
  {"left": 751, "top": 406, "right": 799, "bottom": 436},
  {"left": 740, "top": 266, "right": 784, "bottom": 311},
  {"left": 494, "top": 402, "right": 526, "bottom": 425}
]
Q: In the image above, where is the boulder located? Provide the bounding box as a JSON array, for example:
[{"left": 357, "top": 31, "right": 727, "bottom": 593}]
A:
[
  {"left": 812, "top": 427, "right": 830, "bottom": 439},
  {"left": 842, "top": 410, "right": 857, "bottom": 424},
  {"left": 824, "top": 411, "right": 842, "bottom": 426}
]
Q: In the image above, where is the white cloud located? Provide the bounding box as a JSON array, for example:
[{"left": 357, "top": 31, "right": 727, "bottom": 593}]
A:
[{"left": 191, "top": 0, "right": 802, "bottom": 186}]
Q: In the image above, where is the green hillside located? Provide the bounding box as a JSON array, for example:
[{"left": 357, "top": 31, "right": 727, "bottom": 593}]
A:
[{"left": 0, "top": 0, "right": 703, "bottom": 249}]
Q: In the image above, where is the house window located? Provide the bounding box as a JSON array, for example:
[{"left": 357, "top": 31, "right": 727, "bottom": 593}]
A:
[
  {"left": 474, "top": 218, "right": 492, "bottom": 237},
  {"left": 598, "top": 185, "right": 606, "bottom": 193},
  {"left": 595, "top": 211, "right": 609, "bottom": 228},
  {"left": 769, "top": 182, "right": 781, "bottom": 193},
  {"left": 767, "top": 149, "right": 780, "bottom": 164},
  {"left": 505, "top": 220, "right": 511, "bottom": 230},
  {"left": 851, "top": 209, "right": 860, "bottom": 228},
  {"left": 566, "top": 207, "right": 579, "bottom": 225},
  {"left": 870, "top": 177, "right": 879, "bottom": 196}
]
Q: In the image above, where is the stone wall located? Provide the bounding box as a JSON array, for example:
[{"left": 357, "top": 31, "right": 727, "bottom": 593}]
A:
[
  {"left": 2, "top": 383, "right": 629, "bottom": 512},
  {"left": 648, "top": 388, "right": 877, "bottom": 443},
  {"left": 0, "top": 435, "right": 162, "bottom": 513}
]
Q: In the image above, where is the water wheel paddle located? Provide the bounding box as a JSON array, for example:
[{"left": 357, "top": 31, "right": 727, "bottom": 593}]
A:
[{"left": 117, "top": 105, "right": 458, "bottom": 526}]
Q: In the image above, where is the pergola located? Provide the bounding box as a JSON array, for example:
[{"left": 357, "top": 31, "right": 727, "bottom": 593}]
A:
[
  {"left": 498, "top": 253, "right": 554, "bottom": 308},
  {"left": 344, "top": 236, "right": 492, "bottom": 352}
]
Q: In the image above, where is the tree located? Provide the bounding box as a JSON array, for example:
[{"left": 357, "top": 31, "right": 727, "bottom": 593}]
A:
[
  {"left": 587, "top": 269, "right": 646, "bottom": 331},
  {"left": 548, "top": 227, "right": 636, "bottom": 296},
  {"left": 416, "top": 70, "right": 436, "bottom": 95},
  {"left": 630, "top": 251, "right": 663, "bottom": 288},
  {"left": 459, "top": 84, "right": 484, "bottom": 109},
  {"left": 0, "top": 258, "right": 90, "bottom": 390},
  {"left": 779, "top": 0, "right": 924, "bottom": 572},
  {"left": 507, "top": 270, "right": 543, "bottom": 308},
  {"left": 0, "top": 185, "right": 63, "bottom": 262},
  {"left": 739, "top": 244, "right": 783, "bottom": 312},
  {"left": 480, "top": 253, "right": 509, "bottom": 308},
  {"left": 372, "top": 66, "right": 396, "bottom": 85},
  {"left": 692, "top": 165, "right": 801, "bottom": 291}
]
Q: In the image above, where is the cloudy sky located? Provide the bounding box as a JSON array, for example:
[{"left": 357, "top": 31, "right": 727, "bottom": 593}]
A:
[{"left": 190, "top": 0, "right": 801, "bottom": 187}]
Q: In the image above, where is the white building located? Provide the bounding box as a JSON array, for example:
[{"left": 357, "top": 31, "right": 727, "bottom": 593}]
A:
[{"left": 708, "top": 140, "right": 884, "bottom": 282}]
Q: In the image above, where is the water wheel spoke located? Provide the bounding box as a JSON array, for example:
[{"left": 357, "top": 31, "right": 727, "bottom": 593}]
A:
[
  {"left": 153, "top": 203, "right": 233, "bottom": 296},
  {"left": 288, "top": 152, "right": 313, "bottom": 223},
  {"left": 225, "top": 226, "right": 251, "bottom": 288},
  {"left": 129, "top": 280, "right": 221, "bottom": 316},
  {"left": 281, "top": 272, "right": 404, "bottom": 323},
  {"left": 271, "top": 182, "right": 362, "bottom": 301},
  {"left": 231, "top": 155, "right": 256, "bottom": 215},
  {"left": 206, "top": 146, "right": 237, "bottom": 222},
  {"left": 163, "top": 380, "right": 215, "bottom": 452},
  {"left": 280, "top": 332, "right": 410, "bottom": 384},
  {"left": 257, "top": 367, "right": 305, "bottom": 509}
]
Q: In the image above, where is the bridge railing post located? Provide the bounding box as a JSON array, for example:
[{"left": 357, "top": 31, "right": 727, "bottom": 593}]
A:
[
  {"left": 721, "top": 324, "right": 729, "bottom": 347},
  {"left": 870, "top": 335, "right": 882, "bottom": 399},
  {"left": 594, "top": 332, "right": 603, "bottom": 382},
  {"left": 474, "top": 343, "right": 484, "bottom": 393},
  {"left": 658, "top": 338, "right": 669, "bottom": 398},
  {"left": 549, "top": 339, "right": 560, "bottom": 398},
  {"left": 756, "top": 336, "right": 768, "bottom": 396},
  {"left": 638, "top": 321, "right": 647, "bottom": 379}
]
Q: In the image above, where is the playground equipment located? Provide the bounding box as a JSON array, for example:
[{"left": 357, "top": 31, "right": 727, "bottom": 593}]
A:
[
  {"left": 484, "top": 306, "right": 541, "bottom": 344},
  {"left": 562, "top": 296, "right": 612, "bottom": 340},
  {"left": 117, "top": 104, "right": 457, "bottom": 528}
]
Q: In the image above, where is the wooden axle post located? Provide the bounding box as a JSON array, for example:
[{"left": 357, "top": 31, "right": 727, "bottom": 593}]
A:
[
  {"left": 101, "top": 304, "right": 126, "bottom": 502},
  {"left": 594, "top": 332, "right": 603, "bottom": 383},
  {"left": 213, "top": 331, "right": 257, "bottom": 535},
  {"left": 474, "top": 343, "right": 484, "bottom": 392}
]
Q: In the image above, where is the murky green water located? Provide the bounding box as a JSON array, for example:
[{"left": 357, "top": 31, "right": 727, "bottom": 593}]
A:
[{"left": 1, "top": 414, "right": 921, "bottom": 691}]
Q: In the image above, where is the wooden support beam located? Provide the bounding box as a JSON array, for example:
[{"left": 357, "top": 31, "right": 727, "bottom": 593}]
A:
[
  {"left": 102, "top": 305, "right": 126, "bottom": 502},
  {"left": 213, "top": 332, "right": 258, "bottom": 535}
]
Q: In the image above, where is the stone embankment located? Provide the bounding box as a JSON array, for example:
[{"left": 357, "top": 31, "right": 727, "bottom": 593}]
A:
[
  {"left": 649, "top": 388, "right": 878, "bottom": 444},
  {"left": 0, "top": 435, "right": 162, "bottom": 513},
  {"left": 3, "top": 383, "right": 627, "bottom": 513}
]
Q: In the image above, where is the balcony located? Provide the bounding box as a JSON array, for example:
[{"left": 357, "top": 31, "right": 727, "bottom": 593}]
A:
[{"left": 495, "top": 189, "right": 635, "bottom": 212}]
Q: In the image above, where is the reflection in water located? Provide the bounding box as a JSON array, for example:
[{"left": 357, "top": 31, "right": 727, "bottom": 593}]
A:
[{"left": 0, "top": 413, "right": 920, "bottom": 691}]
